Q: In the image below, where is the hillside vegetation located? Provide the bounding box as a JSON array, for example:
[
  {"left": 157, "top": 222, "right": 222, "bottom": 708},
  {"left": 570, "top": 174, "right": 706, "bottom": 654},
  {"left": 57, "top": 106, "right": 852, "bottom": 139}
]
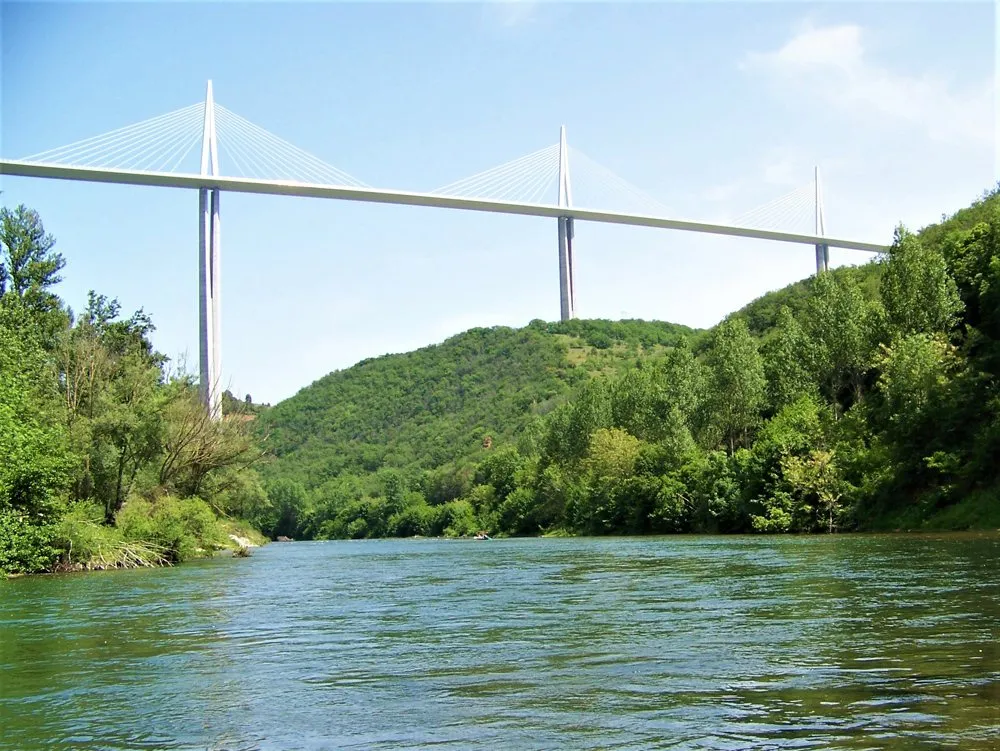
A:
[
  {"left": 261, "top": 319, "right": 697, "bottom": 479},
  {"left": 256, "top": 185, "right": 1000, "bottom": 540},
  {"left": 255, "top": 319, "right": 697, "bottom": 537}
]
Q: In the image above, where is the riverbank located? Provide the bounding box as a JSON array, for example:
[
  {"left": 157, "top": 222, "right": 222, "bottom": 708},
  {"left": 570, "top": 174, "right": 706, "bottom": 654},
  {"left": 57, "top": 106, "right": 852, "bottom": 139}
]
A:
[
  {"left": 862, "top": 487, "right": 1000, "bottom": 533},
  {"left": 2, "top": 507, "right": 269, "bottom": 578}
]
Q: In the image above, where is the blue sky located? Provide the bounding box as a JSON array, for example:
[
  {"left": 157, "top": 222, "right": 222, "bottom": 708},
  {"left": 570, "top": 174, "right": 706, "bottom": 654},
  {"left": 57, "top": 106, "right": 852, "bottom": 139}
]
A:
[{"left": 2, "top": 1, "right": 996, "bottom": 404}]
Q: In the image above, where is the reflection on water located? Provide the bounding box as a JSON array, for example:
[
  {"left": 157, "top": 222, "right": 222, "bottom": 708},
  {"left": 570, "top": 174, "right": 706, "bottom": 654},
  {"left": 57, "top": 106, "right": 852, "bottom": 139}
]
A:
[{"left": 2, "top": 534, "right": 998, "bottom": 750}]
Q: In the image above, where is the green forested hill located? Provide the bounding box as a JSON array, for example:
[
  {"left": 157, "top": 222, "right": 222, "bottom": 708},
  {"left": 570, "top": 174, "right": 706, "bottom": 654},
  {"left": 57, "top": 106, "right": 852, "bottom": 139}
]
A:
[
  {"left": 258, "top": 319, "right": 697, "bottom": 483},
  {"left": 255, "top": 185, "right": 1000, "bottom": 541}
]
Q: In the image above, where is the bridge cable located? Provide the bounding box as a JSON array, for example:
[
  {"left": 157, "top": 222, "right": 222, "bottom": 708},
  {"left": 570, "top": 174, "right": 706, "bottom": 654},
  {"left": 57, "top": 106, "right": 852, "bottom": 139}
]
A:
[
  {"left": 79, "top": 107, "right": 204, "bottom": 171},
  {"left": 213, "top": 104, "right": 369, "bottom": 187},
  {"left": 22, "top": 103, "right": 204, "bottom": 168},
  {"left": 214, "top": 106, "right": 327, "bottom": 183},
  {"left": 213, "top": 108, "right": 302, "bottom": 182},
  {"left": 755, "top": 191, "right": 815, "bottom": 234},
  {"left": 731, "top": 183, "right": 819, "bottom": 234},
  {"left": 567, "top": 146, "right": 672, "bottom": 216},
  {"left": 430, "top": 144, "right": 560, "bottom": 200},
  {"left": 477, "top": 150, "right": 559, "bottom": 202},
  {"left": 139, "top": 120, "right": 204, "bottom": 173}
]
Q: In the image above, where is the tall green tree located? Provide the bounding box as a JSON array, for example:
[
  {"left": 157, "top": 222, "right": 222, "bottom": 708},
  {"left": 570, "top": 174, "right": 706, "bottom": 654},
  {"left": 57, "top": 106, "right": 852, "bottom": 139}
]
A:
[
  {"left": 942, "top": 214, "right": 1000, "bottom": 372},
  {"left": 609, "top": 368, "right": 658, "bottom": 441},
  {"left": 761, "top": 306, "right": 814, "bottom": 412},
  {"left": 805, "top": 272, "right": 884, "bottom": 413},
  {"left": 659, "top": 337, "right": 704, "bottom": 426},
  {"left": 880, "top": 227, "right": 963, "bottom": 338},
  {"left": 0, "top": 316, "right": 71, "bottom": 518},
  {"left": 90, "top": 353, "right": 166, "bottom": 522},
  {"left": 0, "top": 204, "right": 65, "bottom": 322},
  {"left": 558, "top": 379, "right": 611, "bottom": 463},
  {"left": 575, "top": 427, "right": 643, "bottom": 533},
  {"left": 706, "top": 317, "right": 766, "bottom": 453}
]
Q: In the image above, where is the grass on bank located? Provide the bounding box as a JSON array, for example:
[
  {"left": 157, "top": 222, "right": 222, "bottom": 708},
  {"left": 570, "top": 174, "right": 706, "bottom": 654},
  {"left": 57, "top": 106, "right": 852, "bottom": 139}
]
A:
[
  {"left": 859, "top": 482, "right": 1000, "bottom": 533},
  {"left": 1, "top": 495, "right": 268, "bottom": 576}
]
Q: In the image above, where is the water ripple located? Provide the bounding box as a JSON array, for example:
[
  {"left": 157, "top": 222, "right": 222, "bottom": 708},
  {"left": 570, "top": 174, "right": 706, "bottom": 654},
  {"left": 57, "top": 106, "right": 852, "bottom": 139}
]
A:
[{"left": 1, "top": 534, "right": 999, "bottom": 750}]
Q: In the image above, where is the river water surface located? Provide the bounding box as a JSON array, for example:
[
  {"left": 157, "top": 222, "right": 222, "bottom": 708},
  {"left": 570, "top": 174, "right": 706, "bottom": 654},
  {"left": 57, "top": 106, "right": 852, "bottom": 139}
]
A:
[{"left": 1, "top": 534, "right": 998, "bottom": 750}]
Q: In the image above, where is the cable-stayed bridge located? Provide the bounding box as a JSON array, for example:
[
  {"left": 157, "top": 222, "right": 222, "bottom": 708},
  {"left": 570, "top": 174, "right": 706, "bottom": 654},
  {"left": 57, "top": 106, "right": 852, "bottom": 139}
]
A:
[{"left": 0, "top": 82, "right": 887, "bottom": 419}]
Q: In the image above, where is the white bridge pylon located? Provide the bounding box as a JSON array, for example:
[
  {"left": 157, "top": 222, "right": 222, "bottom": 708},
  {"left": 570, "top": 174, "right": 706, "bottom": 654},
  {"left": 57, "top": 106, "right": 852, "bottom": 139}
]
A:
[
  {"left": 0, "top": 82, "right": 883, "bottom": 417},
  {"left": 199, "top": 82, "right": 222, "bottom": 421}
]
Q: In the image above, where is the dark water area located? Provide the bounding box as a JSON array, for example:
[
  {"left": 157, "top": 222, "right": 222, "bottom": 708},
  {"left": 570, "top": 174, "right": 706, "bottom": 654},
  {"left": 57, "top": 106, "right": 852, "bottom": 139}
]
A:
[{"left": 1, "top": 534, "right": 998, "bottom": 750}]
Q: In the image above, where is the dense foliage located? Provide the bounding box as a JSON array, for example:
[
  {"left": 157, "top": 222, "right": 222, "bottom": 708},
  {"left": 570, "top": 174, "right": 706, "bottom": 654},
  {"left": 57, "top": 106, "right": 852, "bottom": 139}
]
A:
[
  {"left": 0, "top": 203, "right": 269, "bottom": 575},
  {"left": 258, "top": 185, "right": 1000, "bottom": 540}
]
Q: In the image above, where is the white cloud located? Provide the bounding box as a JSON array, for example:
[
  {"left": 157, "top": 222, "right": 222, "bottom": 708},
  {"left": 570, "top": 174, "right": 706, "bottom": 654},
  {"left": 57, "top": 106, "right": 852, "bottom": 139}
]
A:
[
  {"left": 699, "top": 150, "right": 811, "bottom": 215},
  {"left": 481, "top": 1, "right": 539, "bottom": 29},
  {"left": 745, "top": 23, "right": 864, "bottom": 72},
  {"left": 741, "top": 22, "right": 994, "bottom": 148}
]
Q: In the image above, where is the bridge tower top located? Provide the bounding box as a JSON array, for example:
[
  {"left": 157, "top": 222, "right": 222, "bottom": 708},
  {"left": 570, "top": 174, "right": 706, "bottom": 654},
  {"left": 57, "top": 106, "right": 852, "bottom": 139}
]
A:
[
  {"left": 815, "top": 165, "right": 825, "bottom": 236},
  {"left": 558, "top": 125, "right": 572, "bottom": 208},
  {"left": 201, "top": 80, "right": 219, "bottom": 177},
  {"left": 814, "top": 165, "right": 829, "bottom": 274}
]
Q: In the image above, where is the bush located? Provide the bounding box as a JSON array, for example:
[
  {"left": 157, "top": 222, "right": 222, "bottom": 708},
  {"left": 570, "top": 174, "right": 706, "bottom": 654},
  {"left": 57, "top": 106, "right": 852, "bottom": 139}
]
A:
[
  {"left": 55, "top": 502, "right": 123, "bottom": 563},
  {"left": 387, "top": 503, "right": 435, "bottom": 537},
  {"left": 53, "top": 502, "right": 172, "bottom": 569},
  {"left": 116, "top": 495, "right": 226, "bottom": 562},
  {"left": 434, "top": 499, "right": 477, "bottom": 537},
  {"left": 0, "top": 509, "right": 60, "bottom": 574}
]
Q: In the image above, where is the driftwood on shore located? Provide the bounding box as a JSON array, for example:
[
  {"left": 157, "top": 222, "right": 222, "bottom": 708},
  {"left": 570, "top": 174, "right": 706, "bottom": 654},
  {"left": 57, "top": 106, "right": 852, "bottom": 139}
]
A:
[{"left": 54, "top": 540, "right": 173, "bottom": 572}]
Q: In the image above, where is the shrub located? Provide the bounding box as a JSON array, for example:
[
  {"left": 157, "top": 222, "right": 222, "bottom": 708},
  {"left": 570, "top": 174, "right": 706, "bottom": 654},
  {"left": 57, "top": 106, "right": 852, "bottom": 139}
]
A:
[
  {"left": 116, "top": 495, "right": 226, "bottom": 562},
  {"left": 0, "top": 509, "right": 60, "bottom": 574}
]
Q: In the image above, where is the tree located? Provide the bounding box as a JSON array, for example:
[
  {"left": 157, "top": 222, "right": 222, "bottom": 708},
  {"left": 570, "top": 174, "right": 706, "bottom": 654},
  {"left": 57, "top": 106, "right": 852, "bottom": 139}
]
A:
[
  {"left": 942, "top": 214, "right": 1000, "bottom": 373},
  {"left": 378, "top": 468, "right": 407, "bottom": 516},
  {"left": 263, "top": 478, "right": 308, "bottom": 539},
  {"left": 659, "top": 338, "right": 703, "bottom": 426},
  {"left": 781, "top": 449, "right": 845, "bottom": 533},
  {"left": 761, "top": 306, "right": 814, "bottom": 412},
  {"left": 0, "top": 204, "right": 65, "bottom": 317},
  {"left": 90, "top": 353, "right": 165, "bottom": 522},
  {"left": 0, "top": 317, "right": 71, "bottom": 518},
  {"left": 575, "top": 427, "right": 643, "bottom": 533},
  {"left": 805, "top": 272, "right": 884, "bottom": 414},
  {"left": 745, "top": 394, "right": 828, "bottom": 533},
  {"left": 158, "top": 385, "right": 265, "bottom": 500},
  {"left": 560, "top": 380, "right": 611, "bottom": 463},
  {"left": 706, "top": 317, "right": 766, "bottom": 453},
  {"left": 475, "top": 445, "right": 523, "bottom": 501},
  {"left": 609, "top": 368, "right": 657, "bottom": 441},
  {"left": 877, "top": 334, "right": 958, "bottom": 421},
  {"left": 880, "top": 227, "right": 963, "bottom": 338}
]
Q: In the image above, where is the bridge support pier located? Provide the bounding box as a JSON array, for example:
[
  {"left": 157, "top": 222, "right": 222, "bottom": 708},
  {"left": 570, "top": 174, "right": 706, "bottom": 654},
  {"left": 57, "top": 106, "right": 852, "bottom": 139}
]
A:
[
  {"left": 558, "top": 216, "right": 575, "bottom": 320},
  {"left": 557, "top": 126, "right": 576, "bottom": 321},
  {"left": 815, "top": 243, "right": 829, "bottom": 274},
  {"left": 198, "top": 189, "right": 222, "bottom": 420},
  {"left": 199, "top": 81, "right": 222, "bottom": 419}
]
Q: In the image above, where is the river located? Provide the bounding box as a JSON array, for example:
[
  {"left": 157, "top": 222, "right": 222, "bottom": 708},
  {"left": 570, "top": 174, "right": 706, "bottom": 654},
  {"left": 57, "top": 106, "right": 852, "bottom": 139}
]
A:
[{"left": 1, "top": 534, "right": 998, "bottom": 750}]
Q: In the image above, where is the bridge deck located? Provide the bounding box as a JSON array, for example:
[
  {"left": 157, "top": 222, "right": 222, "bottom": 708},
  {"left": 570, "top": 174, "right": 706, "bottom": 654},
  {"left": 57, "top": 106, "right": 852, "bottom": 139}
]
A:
[{"left": 0, "top": 160, "right": 887, "bottom": 254}]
